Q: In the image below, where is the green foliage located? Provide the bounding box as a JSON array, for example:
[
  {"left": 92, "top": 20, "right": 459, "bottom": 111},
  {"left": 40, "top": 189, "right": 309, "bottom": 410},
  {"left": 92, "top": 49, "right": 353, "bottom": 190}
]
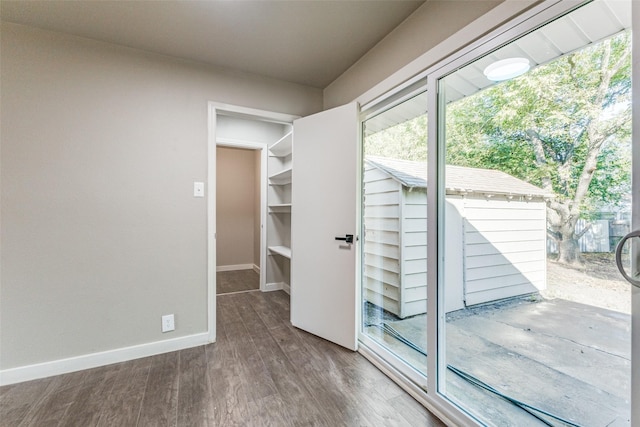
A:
[
  {"left": 445, "top": 31, "right": 631, "bottom": 218},
  {"left": 362, "top": 30, "right": 631, "bottom": 263},
  {"left": 365, "top": 115, "right": 427, "bottom": 161}
]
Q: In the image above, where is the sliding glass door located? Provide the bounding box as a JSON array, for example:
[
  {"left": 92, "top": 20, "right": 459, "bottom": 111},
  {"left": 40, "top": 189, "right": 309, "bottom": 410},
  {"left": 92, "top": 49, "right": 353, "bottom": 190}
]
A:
[
  {"left": 360, "top": 86, "right": 429, "bottom": 383},
  {"left": 358, "top": 0, "right": 637, "bottom": 425},
  {"left": 434, "top": 0, "right": 633, "bottom": 424}
]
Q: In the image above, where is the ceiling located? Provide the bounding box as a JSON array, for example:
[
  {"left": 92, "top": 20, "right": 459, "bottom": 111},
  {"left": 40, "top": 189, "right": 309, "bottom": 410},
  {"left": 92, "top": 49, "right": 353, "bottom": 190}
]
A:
[
  {"left": 442, "top": 0, "right": 631, "bottom": 104},
  {"left": 0, "top": 0, "right": 425, "bottom": 88},
  {"left": 365, "top": 0, "right": 631, "bottom": 136}
]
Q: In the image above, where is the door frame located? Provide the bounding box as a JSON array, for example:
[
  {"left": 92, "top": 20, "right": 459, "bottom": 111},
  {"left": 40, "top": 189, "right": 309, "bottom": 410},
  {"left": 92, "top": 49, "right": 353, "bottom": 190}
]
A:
[
  {"left": 632, "top": 2, "right": 639, "bottom": 423},
  {"left": 207, "top": 102, "right": 299, "bottom": 343}
]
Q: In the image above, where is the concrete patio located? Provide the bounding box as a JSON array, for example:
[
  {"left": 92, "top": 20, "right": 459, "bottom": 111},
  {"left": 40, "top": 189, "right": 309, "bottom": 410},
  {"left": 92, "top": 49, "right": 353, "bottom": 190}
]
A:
[{"left": 365, "top": 297, "right": 631, "bottom": 426}]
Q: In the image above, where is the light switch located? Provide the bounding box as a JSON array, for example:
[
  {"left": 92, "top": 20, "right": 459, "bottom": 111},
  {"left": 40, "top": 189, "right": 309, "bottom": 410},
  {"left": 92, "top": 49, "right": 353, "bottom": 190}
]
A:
[{"left": 194, "top": 181, "right": 204, "bottom": 197}]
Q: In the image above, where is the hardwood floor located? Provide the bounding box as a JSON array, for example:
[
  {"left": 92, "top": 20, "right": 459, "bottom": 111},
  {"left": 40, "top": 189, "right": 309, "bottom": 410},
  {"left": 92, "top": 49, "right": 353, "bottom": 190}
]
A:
[
  {"left": 217, "top": 269, "right": 260, "bottom": 294},
  {"left": 0, "top": 291, "right": 445, "bottom": 426}
]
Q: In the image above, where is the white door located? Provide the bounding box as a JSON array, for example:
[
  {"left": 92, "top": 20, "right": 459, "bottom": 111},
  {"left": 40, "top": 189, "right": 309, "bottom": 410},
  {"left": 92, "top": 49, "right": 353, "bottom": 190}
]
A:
[{"left": 291, "top": 102, "right": 359, "bottom": 351}]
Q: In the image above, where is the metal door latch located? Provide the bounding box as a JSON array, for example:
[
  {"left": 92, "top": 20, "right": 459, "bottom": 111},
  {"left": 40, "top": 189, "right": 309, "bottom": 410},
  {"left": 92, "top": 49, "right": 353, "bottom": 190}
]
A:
[{"left": 335, "top": 234, "right": 354, "bottom": 244}]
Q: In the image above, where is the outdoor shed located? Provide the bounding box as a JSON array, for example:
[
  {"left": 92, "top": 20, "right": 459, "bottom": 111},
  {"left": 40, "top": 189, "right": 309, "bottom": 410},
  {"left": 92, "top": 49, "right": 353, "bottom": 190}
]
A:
[{"left": 363, "top": 156, "right": 551, "bottom": 318}]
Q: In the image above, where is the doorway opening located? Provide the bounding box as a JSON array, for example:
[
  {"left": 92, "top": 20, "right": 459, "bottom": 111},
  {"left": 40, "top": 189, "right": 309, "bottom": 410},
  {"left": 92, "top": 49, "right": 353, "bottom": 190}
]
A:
[
  {"left": 207, "top": 102, "right": 298, "bottom": 343},
  {"left": 216, "top": 145, "right": 263, "bottom": 295}
]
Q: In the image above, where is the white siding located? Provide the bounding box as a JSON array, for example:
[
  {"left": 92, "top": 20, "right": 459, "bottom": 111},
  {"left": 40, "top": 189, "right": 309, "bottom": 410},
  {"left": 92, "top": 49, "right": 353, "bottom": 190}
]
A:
[
  {"left": 363, "top": 164, "right": 402, "bottom": 315},
  {"left": 463, "top": 197, "right": 547, "bottom": 306},
  {"left": 363, "top": 164, "right": 548, "bottom": 318},
  {"left": 400, "top": 187, "right": 428, "bottom": 317}
]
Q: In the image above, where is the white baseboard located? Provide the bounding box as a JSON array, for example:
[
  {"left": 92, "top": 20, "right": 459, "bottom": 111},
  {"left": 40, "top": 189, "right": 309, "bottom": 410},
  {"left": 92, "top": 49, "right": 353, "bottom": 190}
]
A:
[
  {"left": 253, "top": 264, "right": 260, "bottom": 274},
  {"left": 263, "top": 281, "right": 284, "bottom": 292},
  {"left": 216, "top": 264, "right": 254, "bottom": 272},
  {"left": 263, "top": 282, "right": 290, "bottom": 294},
  {"left": 0, "top": 332, "right": 210, "bottom": 386}
]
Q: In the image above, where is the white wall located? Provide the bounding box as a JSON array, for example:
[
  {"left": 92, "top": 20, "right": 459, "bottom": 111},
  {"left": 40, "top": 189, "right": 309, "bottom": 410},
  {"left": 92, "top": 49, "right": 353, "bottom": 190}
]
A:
[
  {"left": 216, "top": 147, "right": 258, "bottom": 268},
  {"left": 0, "top": 22, "right": 321, "bottom": 374}
]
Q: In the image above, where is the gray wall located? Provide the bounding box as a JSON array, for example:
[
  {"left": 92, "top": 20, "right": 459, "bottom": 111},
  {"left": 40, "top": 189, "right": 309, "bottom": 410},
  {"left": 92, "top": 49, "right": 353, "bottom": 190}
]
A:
[
  {"left": 324, "top": 0, "right": 503, "bottom": 108},
  {"left": 0, "top": 22, "right": 321, "bottom": 370}
]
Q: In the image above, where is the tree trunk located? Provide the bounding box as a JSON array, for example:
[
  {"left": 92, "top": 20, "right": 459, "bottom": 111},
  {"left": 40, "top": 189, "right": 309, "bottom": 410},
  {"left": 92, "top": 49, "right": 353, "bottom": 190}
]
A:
[
  {"left": 557, "top": 236, "right": 582, "bottom": 265},
  {"left": 548, "top": 205, "right": 583, "bottom": 265}
]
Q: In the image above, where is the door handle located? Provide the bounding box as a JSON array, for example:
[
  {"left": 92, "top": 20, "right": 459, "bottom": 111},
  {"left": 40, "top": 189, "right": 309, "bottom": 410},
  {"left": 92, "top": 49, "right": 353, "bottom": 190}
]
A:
[
  {"left": 335, "top": 234, "right": 354, "bottom": 244},
  {"left": 615, "top": 230, "right": 640, "bottom": 288}
]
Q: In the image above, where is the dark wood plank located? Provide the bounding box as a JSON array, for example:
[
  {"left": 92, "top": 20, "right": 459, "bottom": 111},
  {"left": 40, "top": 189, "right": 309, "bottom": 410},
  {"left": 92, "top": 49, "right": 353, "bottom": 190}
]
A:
[
  {"left": 221, "top": 296, "right": 278, "bottom": 404},
  {"left": 176, "top": 346, "right": 208, "bottom": 426},
  {"left": 0, "top": 290, "right": 445, "bottom": 427},
  {"left": 18, "top": 370, "right": 88, "bottom": 427},
  {"left": 216, "top": 270, "right": 259, "bottom": 295},
  {"left": 95, "top": 357, "right": 152, "bottom": 427},
  {"left": 389, "top": 393, "right": 446, "bottom": 427},
  {"left": 0, "top": 377, "right": 54, "bottom": 426},
  {"left": 57, "top": 364, "right": 122, "bottom": 426},
  {"left": 136, "top": 352, "right": 179, "bottom": 427},
  {"left": 204, "top": 325, "right": 252, "bottom": 426}
]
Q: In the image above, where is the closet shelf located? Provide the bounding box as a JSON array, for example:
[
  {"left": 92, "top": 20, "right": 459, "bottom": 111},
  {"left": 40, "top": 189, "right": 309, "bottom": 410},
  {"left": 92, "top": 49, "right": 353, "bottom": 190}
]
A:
[
  {"left": 269, "top": 204, "right": 292, "bottom": 213},
  {"left": 268, "top": 245, "right": 291, "bottom": 259},
  {"left": 268, "top": 167, "right": 292, "bottom": 185},
  {"left": 269, "top": 132, "right": 293, "bottom": 157}
]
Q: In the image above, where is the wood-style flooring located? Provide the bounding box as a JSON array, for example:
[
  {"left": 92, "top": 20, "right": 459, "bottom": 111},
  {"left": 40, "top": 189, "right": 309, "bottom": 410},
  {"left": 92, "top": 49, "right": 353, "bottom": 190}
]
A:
[
  {"left": 0, "top": 291, "right": 444, "bottom": 426},
  {"left": 217, "top": 269, "right": 260, "bottom": 294}
]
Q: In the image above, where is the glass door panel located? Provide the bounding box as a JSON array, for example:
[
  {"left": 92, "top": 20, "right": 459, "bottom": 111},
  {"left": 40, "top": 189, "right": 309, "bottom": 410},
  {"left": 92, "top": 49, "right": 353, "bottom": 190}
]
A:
[
  {"left": 437, "top": 1, "right": 632, "bottom": 424},
  {"left": 361, "top": 89, "right": 429, "bottom": 377}
]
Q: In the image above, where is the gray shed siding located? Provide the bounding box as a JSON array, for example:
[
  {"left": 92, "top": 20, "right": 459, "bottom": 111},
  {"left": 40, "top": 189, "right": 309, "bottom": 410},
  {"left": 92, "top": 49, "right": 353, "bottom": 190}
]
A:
[
  {"left": 363, "top": 161, "right": 547, "bottom": 318},
  {"left": 399, "top": 189, "right": 427, "bottom": 318},
  {"left": 462, "top": 196, "right": 547, "bottom": 306},
  {"left": 363, "top": 163, "right": 403, "bottom": 316},
  {"left": 363, "top": 164, "right": 428, "bottom": 319}
]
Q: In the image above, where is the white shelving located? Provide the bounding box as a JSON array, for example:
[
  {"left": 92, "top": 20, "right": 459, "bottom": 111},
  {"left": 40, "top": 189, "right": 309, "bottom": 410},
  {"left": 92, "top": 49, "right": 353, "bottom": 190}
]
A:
[
  {"left": 268, "top": 167, "right": 292, "bottom": 185},
  {"left": 269, "top": 132, "right": 293, "bottom": 157},
  {"left": 266, "top": 128, "right": 293, "bottom": 292},
  {"left": 268, "top": 245, "right": 291, "bottom": 259},
  {"left": 269, "top": 203, "right": 292, "bottom": 213}
]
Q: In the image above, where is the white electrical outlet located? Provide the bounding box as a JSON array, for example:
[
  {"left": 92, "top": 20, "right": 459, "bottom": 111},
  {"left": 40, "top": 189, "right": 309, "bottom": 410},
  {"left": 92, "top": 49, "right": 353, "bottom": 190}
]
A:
[{"left": 161, "top": 314, "right": 175, "bottom": 332}]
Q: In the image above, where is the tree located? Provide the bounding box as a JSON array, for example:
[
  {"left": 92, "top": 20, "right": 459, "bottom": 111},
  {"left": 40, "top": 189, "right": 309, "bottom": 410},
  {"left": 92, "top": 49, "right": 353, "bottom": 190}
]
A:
[
  {"left": 365, "top": 114, "right": 427, "bottom": 161},
  {"left": 445, "top": 31, "right": 631, "bottom": 265}
]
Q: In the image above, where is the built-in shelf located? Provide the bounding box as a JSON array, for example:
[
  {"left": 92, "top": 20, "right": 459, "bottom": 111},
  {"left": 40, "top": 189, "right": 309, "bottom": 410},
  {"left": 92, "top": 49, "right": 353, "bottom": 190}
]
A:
[
  {"left": 268, "top": 167, "right": 292, "bottom": 185},
  {"left": 269, "top": 132, "right": 293, "bottom": 157},
  {"left": 267, "top": 129, "right": 293, "bottom": 289},
  {"left": 269, "top": 203, "right": 292, "bottom": 213},
  {"left": 268, "top": 245, "right": 291, "bottom": 259}
]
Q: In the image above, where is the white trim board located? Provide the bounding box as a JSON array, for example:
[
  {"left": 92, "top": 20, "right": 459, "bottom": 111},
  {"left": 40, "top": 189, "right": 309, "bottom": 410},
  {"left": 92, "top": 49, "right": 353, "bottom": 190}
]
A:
[
  {"left": 264, "top": 281, "right": 284, "bottom": 292},
  {"left": 0, "top": 332, "right": 209, "bottom": 386},
  {"left": 216, "top": 264, "right": 255, "bottom": 272}
]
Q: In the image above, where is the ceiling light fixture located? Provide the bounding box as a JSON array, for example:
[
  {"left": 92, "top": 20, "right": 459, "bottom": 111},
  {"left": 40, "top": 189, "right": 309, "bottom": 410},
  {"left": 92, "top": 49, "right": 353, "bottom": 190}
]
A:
[{"left": 483, "top": 57, "right": 530, "bottom": 82}]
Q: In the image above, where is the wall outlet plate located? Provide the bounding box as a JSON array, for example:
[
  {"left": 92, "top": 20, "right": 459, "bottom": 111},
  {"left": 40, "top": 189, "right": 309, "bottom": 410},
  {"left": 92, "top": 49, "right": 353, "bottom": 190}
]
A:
[
  {"left": 161, "top": 314, "right": 175, "bottom": 332},
  {"left": 194, "top": 181, "right": 204, "bottom": 197}
]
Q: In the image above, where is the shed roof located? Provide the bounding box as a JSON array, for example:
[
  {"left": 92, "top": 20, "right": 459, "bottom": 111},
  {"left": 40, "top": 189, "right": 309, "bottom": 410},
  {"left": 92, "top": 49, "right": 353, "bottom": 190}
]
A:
[{"left": 366, "top": 156, "right": 552, "bottom": 198}]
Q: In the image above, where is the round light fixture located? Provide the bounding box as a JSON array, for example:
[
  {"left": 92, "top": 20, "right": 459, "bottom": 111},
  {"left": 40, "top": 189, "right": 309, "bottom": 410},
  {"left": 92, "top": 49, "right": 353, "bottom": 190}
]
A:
[{"left": 483, "top": 57, "right": 530, "bottom": 81}]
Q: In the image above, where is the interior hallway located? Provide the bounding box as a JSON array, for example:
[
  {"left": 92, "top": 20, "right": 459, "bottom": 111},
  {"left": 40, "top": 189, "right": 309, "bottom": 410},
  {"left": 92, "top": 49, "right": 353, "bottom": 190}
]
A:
[{"left": 0, "top": 291, "right": 444, "bottom": 426}]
